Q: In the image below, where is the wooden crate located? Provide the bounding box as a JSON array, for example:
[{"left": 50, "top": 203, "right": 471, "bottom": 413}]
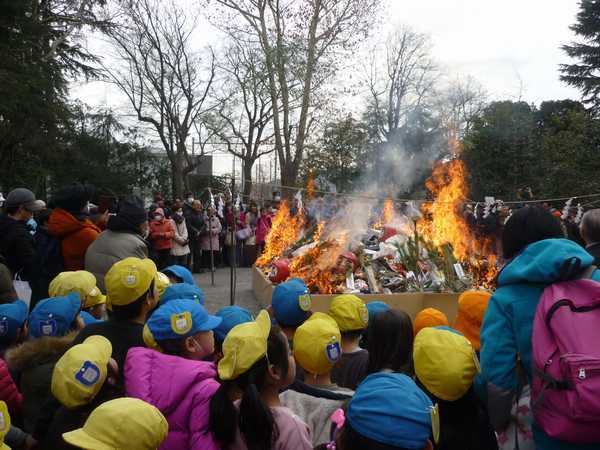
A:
[{"left": 252, "top": 265, "right": 460, "bottom": 321}]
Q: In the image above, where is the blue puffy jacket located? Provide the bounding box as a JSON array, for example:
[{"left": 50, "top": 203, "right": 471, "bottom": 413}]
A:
[{"left": 481, "top": 238, "right": 600, "bottom": 450}]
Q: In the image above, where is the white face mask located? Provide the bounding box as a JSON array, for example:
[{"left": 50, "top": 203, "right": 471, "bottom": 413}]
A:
[{"left": 187, "top": 197, "right": 194, "bottom": 203}]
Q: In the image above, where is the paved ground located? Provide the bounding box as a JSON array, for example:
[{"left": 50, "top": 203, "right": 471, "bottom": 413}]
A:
[{"left": 193, "top": 267, "right": 261, "bottom": 314}]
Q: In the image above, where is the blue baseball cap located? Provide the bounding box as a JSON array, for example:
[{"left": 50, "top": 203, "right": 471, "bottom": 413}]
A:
[
  {"left": 160, "top": 283, "right": 205, "bottom": 305},
  {"left": 29, "top": 293, "right": 81, "bottom": 338},
  {"left": 213, "top": 306, "right": 253, "bottom": 343},
  {"left": 271, "top": 280, "right": 311, "bottom": 328},
  {"left": 80, "top": 311, "right": 101, "bottom": 326},
  {"left": 0, "top": 300, "right": 28, "bottom": 342},
  {"left": 366, "top": 301, "right": 391, "bottom": 321},
  {"left": 162, "top": 265, "right": 195, "bottom": 286},
  {"left": 144, "top": 299, "right": 222, "bottom": 345},
  {"left": 347, "top": 373, "right": 433, "bottom": 449}
]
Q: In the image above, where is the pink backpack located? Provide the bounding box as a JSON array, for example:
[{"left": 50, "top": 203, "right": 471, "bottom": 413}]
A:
[{"left": 531, "top": 276, "right": 600, "bottom": 444}]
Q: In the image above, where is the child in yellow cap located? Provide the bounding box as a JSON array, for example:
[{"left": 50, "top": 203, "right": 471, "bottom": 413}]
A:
[
  {"left": 70, "top": 257, "right": 160, "bottom": 371},
  {"left": 208, "top": 310, "right": 313, "bottom": 450},
  {"left": 413, "top": 327, "right": 497, "bottom": 450},
  {"left": 49, "top": 270, "right": 107, "bottom": 320},
  {"left": 328, "top": 294, "right": 369, "bottom": 390},
  {"left": 281, "top": 313, "right": 352, "bottom": 446},
  {"left": 44, "top": 335, "right": 120, "bottom": 449},
  {"left": 413, "top": 307, "right": 449, "bottom": 336},
  {"left": 62, "top": 397, "right": 168, "bottom": 450}
]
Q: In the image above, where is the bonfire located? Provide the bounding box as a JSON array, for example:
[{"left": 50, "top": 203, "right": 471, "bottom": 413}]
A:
[{"left": 256, "top": 157, "right": 499, "bottom": 294}]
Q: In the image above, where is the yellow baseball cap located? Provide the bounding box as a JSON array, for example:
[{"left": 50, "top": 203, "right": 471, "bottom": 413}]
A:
[
  {"left": 413, "top": 308, "right": 449, "bottom": 337},
  {"left": 49, "top": 271, "right": 106, "bottom": 309},
  {"left": 155, "top": 272, "right": 171, "bottom": 299},
  {"left": 413, "top": 327, "right": 480, "bottom": 401},
  {"left": 0, "top": 401, "right": 11, "bottom": 450},
  {"left": 62, "top": 397, "right": 168, "bottom": 450},
  {"left": 328, "top": 294, "right": 369, "bottom": 332},
  {"left": 453, "top": 290, "right": 491, "bottom": 351},
  {"left": 293, "top": 312, "right": 342, "bottom": 375},
  {"left": 104, "top": 258, "right": 158, "bottom": 307},
  {"left": 51, "top": 336, "right": 112, "bottom": 409},
  {"left": 218, "top": 310, "right": 271, "bottom": 381}
]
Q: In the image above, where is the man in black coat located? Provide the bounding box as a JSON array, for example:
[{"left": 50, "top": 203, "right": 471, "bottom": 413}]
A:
[
  {"left": 186, "top": 200, "right": 205, "bottom": 273},
  {"left": 0, "top": 188, "right": 45, "bottom": 281}
]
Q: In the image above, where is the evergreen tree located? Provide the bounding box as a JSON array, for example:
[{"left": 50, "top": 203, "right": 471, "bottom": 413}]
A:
[{"left": 561, "top": 0, "right": 600, "bottom": 111}]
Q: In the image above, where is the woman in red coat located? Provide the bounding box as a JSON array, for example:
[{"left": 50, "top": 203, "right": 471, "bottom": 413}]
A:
[{"left": 149, "top": 208, "right": 176, "bottom": 269}]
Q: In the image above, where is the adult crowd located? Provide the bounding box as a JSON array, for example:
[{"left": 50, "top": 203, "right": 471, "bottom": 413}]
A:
[{"left": 0, "top": 184, "right": 598, "bottom": 449}]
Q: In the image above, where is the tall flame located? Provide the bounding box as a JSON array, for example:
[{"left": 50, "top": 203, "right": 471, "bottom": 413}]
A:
[
  {"left": 374, "top": 198, "right": 394, "bottom": 229},
  {"left": 256, "top": 201, "right": 305, "bottom": 268},
  {"left": 417, "top": 159, "right": 498, "bottom": 287}
]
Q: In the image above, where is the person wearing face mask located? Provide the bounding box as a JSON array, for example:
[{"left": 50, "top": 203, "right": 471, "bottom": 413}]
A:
[
  {"left": 125, "top": 299, "right": 222, "bottom": 450},
  {"left": 0, "top": 188, "right": 45, "bottom": 283},
  {"left": 48, "top": 183, "right": 100, "bottom": 271},
  {"left": 201, "top": 206, "right": 222, "bottom": 271},
  {"left": 170, "top": 202, "right": 191, "bottom": 269},
  {"left": 149, "top": 208, "right": 176, "bottom": 270},
  {"left": 84, "top": 196, "right": 150, "bottom": 293}
]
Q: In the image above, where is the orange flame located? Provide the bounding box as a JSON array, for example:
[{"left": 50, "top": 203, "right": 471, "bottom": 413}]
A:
[
  {"left": 417, "top": 159, "right": 498, "bottom": 287},
  {"left": 307, "top": 172, "right": 316, "bottom": 200},
  {"left": 256, "top": 201, "right": 305, "bottom": 268}
]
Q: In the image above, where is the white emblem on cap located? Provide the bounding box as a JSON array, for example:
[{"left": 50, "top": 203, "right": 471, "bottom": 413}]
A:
[{"left": 126, "top": 274, "right": 136, "bottom": 285}]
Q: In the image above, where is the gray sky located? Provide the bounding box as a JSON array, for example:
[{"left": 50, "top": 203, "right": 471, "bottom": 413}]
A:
[
  {"left": 72, "top": 0, "right": 583, "bottom": 176},
  {"left": 387, "top": 0, "right": 581, "bottom": 102}
]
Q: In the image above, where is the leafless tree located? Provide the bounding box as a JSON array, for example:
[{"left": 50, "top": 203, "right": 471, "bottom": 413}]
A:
[
  {"left": 210, "top": 0, "right": 380, "bottom": 196},
  {"left": 436, "top": 75, "right": 488, "bottom": 138},
  {"left": 210, "top": 39, "right": 275, "bottom": 198},
  {"left": 103, "top": 0, "right": 216, "bottom": 196},
  {"left": 366, "top": 25, "right": 438, "bottom": 142}
]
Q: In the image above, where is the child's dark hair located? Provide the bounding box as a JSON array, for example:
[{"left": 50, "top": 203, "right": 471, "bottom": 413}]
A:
[
  {"left": 209, "top": 325, "right": 289, "bottom": 450},
  {"left": 341, "top": 329, "right": 364, "bottom": 340},
  {"left": 367, "top": 310, "right": 414, "bottom": 375},
  {"left": 111, "top": 280, "right": 155, "bottom": 321},
  {"left": 337, "top": 422, "right": 416, "bottom": 450}
]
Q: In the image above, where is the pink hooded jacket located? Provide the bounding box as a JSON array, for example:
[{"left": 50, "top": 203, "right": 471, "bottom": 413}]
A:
[{"left": 124, "top": 347, "right": 220, "bottom": 450}]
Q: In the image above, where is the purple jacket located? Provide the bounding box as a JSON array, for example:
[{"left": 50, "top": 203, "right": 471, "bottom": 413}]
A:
[{"left": 124, "top": 347, "right": 220, "bottom": 450}]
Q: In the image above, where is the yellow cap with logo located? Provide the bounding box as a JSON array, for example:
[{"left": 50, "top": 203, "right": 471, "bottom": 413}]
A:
[
  {"left": 104, "top": 258, "right": 158, "bottom": 307},
  {"left": 154, "top": 272, "right": 171, "bottom": 299},
  {"left": 218, "top": 310, "right": 271, "bottom": 381},
  {"left": 0, "top": 401, "right": 11, "bottom": 450},
  {"left": 51, "top": 336, "right": 112, "bottom": 409},
  {"left": 49, "top": 271, "right": 106, "bottom": 309},
  {"left": 62, "top": 397, "right": 168, "bottom": 450},
  {"left": 294, "top": 312, "right": 342, "bottom": 375},
  {"left": 328, "top": 294, "right": 369, "bottom": 332},
  {"left": 413, "top": 327, "right": 480, "bottom": 401}
]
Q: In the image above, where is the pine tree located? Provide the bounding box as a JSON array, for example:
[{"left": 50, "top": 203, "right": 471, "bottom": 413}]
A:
[{"left": 560, "top": 0, "right": 600, "bottom": 111}]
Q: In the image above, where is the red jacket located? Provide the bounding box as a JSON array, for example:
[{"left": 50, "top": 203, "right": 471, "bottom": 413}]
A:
[
  {"left": 48, "top": 208, "right": 101, "bottom": 271},
  {"left": 149, "top": 215, "right": 176, "bottom": 251},
  {"left": 0, "top": 358, "right": 22, "bottom": 417}
]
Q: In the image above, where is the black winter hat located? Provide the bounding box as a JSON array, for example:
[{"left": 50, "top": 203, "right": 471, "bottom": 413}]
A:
[{"left": 117, "top": 196, "right": 147, "bottom": 226}]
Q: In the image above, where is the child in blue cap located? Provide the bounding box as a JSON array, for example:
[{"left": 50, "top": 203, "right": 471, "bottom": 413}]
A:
[
  {"left": 5, "top": 293, "right": 83, "bottom": 432},
  {"left": 124, "top": 299, "right": 222, "bottom": 450},
  {"left": 160, "top": 283, "right": 205, "bottom": 305},
  {"left": 162, "top": 265, "right": 196, "bottom": 286},
  {"left": 212, "top": 305, "right": 253, "bottom": 363},
  {"left": 271, "top": 279, "right": 312, "bottom": 342},
  {"left": 332, "top": 372, "right": 435, "bottom": 450}
]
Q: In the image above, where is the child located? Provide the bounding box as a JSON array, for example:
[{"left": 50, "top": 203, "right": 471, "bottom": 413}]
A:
[
  {"left": 62, "top": 397, "right": 168, "bottom": 450},
  {"left": 209, "top": 310, "right": 312, "bottom": 450},
  {"left": 360, "top": 301, "right": 390, "bottom": 348},
  {"left": 6, "top": 294, "right": 83, "bottom": 432},
  {"left": 160, "top": 283, "right": 205, "bottom": 306},
  {"left": 328, "top": 294, "right": 369, "bottom": 390},
  {"left": 413, "top": 307, "right": 449, "bottom": 336},
  {"left": 332, "top": 372, "right": 434, "bottom": 450},
  {"left": 162, "top": 264, "right": 195, "bottom": 285},
  {"left": 0, "top": 300, "right": 28, "bottom": 416},
  {"left": 366, "top": 309, "right": 413, "bottom": 375},
  {"left": 271, "top": 279, "right": 311, "bottom": 342},
  {"left": 125, "top": 299, "right": 222, "bottom": 450},
  {"left": 213, "top": 305, "right": 253, "bottom": 363},
  {"left": 453, "top": 290, "right": 491, "bottom": 353},
  {"left": 413, "top": 327, "right": 498, "bottom": 450},
  {"left": 281, "top": 312, "right": 352, "bottom": 446},
  {"left": 71, "top": 257, "right": 160, "bottom": 370},
  {"left": 49, "top": 270, "right": 107, "bottom": 320},
  {"left": 44, "top": 335, "right": 120, "bottom": 449}
]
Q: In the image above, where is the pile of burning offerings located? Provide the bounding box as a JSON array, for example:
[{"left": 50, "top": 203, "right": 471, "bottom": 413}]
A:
[{"left": 256, "top": 158, "right": 499, "bottom": 294}]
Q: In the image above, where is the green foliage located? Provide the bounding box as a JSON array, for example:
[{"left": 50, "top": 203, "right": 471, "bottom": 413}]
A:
[
  {"left": 561, "top": 0, "right": 600, "bottom": 111},
  {"left": 463, "top": 100, "right": 600, "bottom": 202},
  {"left": 301, "top": 115, "right": 369, "bottom": 192}
]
